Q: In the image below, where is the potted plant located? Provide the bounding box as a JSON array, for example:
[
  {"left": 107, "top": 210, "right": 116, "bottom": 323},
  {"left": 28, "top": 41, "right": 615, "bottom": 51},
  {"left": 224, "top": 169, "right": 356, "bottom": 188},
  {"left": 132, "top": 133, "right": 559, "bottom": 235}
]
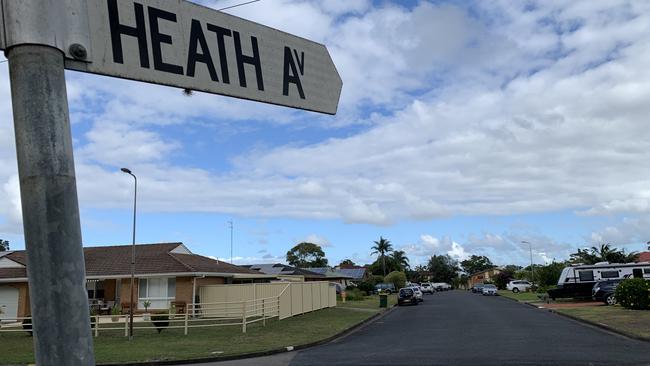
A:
[
  {"left": 110, "top": 305, "right": 121, "bottom": 322},
  {"left": 142, "top": 300, "right": 151, "bottom": 321}
]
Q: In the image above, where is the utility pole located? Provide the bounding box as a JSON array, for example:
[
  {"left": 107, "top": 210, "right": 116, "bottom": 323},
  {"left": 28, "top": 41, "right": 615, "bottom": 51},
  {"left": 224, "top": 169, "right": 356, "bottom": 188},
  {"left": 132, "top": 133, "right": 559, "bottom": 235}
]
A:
[
  {"left": 228, "top": 220, "right": 234, "bottom": 263},
  {"left": 522, "top": 241, "right": 534, "bottom": 284},
  {"left": 6, "top": 30, "right": 95, "bottom": 366}
]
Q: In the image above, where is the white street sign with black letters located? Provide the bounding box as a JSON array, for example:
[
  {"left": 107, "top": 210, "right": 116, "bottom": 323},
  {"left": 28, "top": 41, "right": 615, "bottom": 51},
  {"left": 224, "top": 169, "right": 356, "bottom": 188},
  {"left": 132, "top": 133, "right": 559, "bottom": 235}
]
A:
[{"left": 0, "top": 0, "right": 343, "bottom": 114}]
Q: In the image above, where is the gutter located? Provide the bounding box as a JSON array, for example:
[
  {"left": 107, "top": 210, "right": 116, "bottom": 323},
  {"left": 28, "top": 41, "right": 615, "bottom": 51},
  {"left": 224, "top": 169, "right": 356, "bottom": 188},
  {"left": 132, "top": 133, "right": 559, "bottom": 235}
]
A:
[{"left": 0, "top": 272, "right": 276, "bottom": 283}]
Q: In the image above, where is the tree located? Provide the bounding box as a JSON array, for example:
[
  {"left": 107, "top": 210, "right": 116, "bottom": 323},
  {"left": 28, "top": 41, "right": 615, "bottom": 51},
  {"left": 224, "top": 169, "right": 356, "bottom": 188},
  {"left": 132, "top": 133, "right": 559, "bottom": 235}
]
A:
[
  {"left": 427, "top": 255, "right": 459, "bottom": 283},
  {"left": 569, "top": 244, "right": 638, "bottom": 265},
  {"left": 371, "top": 236, "right": 393, "bottom": 276},
  {"left": 384, "top": 271, "right": 407, "bottom": 290},
  {"left": 339, "top": 259, "right": 356, "bottom": 267},
  {"left": 390, "top": 250, "right": 410, "bottom": 271},
  {"left": 460, "top": 255, "right": 494, "bottom": 275},
  {"left": 0, "top": 239, "right": 8, "bottom": 252},
  {"left": 286, "top": 242, "right": 328, "bottom": 268},
  {"left": 493, "top": 265, "right": 522, "bottom": 289}
]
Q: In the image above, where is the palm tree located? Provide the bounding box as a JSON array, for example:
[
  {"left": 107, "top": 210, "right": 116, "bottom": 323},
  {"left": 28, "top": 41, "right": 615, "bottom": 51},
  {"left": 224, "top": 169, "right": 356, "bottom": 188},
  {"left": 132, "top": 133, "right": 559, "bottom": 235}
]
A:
[
  {"left": 371, "top": 236, "right": 393, "bottom": 276},
  {"left": 391, "top": 250, "right": 410, "bottom": 271}
]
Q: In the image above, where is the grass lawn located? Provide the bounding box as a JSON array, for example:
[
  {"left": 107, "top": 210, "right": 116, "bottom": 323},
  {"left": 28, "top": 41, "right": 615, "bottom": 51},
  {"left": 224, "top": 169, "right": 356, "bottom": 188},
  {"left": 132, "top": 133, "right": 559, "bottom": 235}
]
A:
[
  {"left": 555, "top": 306, "right": 650, "bottom": 340},
  {"left": 498, "top": 290, "right": 544, "bottom": 302},
  {"left": 0, "top": 304, "right": 385, "bottom": 365}
]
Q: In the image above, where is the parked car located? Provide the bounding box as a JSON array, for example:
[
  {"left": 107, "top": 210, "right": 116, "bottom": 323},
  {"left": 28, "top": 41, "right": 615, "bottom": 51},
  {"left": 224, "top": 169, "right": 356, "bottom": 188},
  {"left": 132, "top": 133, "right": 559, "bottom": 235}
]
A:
[
  {"left": 482, "top": 284, "right": 498, "bottom": 296},
  {"left": 411, "top": 286, "right": 424, "bottom": 302},
  {"left": 375, "top": 283, "right": 396, "bottom": 294},
  {"left": 507, "top": 280, "right": 532, "bottom": 293},
  {"left": 471, "top": 283, "right": 485, "bottom": 293},
  {"left": 398, "top": 287, "right": 419, "bottom": 306},
  {"left": 433, "top": 282, "right": 451, "bottom": 291},
  {"left": 592, "top": 279, "right": 622, "bottom": 305},
  {"left": 421, "top": 283, "right": 434, "bottom": 294}
]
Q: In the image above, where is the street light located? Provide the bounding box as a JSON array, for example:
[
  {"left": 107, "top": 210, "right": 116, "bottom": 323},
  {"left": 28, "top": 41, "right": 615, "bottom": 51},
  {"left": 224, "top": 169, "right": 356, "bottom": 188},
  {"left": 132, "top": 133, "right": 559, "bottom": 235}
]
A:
[
  {"left": 121, "top": 168, "right": 137, "bottom": 340},
  {"left": 522, "top": 241, "right": 534, "bottom": 284}
]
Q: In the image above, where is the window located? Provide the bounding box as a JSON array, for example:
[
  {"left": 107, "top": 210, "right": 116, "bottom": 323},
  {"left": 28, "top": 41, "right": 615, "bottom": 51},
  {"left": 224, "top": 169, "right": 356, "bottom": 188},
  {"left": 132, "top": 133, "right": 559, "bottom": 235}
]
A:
[
  {"left": 600, "top": 271, "right": 619, "bottom": 279},
  {"left": 578, "top": 271, "right": 594, "bottom": 282},
  {"left": 644, "top": 268, "right": 650, "bottom": 274},
  {"left": 138, "top": 277, "right": 176, "bottom": 309}
]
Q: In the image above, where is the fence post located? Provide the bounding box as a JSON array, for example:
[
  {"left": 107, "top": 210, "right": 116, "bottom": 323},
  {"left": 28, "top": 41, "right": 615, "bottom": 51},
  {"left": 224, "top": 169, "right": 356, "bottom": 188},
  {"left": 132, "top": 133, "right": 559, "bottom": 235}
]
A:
[
  {"left": 262, "top": 298, "right": 266, "bottom": 326},
  {"left": 184, "top": 312, "right": 189, "bottom": 335},
  {"left": 124, "top": 316, "right": 128, "bottom": 337},
  {"left": 241, "top": 301, "right": 247, "bottom": 333},
  {"left": 94, "top": 316, "right": 99, "bottom": 337}
]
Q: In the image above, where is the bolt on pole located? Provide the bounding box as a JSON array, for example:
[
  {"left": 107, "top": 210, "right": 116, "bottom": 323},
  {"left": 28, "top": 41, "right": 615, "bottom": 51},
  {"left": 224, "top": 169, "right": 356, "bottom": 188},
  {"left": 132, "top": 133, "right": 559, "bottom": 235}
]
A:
[{"left": 8, "top": 44, "right": 95, "bottom": 365}]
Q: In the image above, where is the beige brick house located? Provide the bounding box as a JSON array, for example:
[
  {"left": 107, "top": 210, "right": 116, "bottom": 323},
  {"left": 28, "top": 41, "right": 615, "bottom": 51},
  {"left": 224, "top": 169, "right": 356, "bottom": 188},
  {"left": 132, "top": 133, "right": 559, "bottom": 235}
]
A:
[{"left": 0, "top": 243, "right": 272, "bottom": 319}]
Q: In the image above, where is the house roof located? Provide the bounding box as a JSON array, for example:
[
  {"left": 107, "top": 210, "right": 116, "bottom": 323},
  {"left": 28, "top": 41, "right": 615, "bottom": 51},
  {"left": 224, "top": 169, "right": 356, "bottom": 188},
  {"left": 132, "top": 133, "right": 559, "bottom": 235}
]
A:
[
  {"left": 337, "top": 268, "right": 366, "bottom": 281},
  {"left": 469, "top": 267, "right": 502, "bottom": 277},
  {"left": 0, "top": 243, "right": 265, "bottom": 281},
  {"left": 638, "top": 252, "right": 650, "bottom": 262},
  {"left": 242, "top": 263, "right": 326, "bottom": 278},
  {"left": 302, "top": 267, "right": 354, "bottom": 279}
]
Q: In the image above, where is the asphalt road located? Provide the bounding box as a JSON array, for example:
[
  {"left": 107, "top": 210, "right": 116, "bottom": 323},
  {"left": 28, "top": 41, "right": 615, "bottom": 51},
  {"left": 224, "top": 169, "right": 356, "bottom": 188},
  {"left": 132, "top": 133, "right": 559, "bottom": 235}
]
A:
[{"left": 199, "top": 291, "right": 650, "bottom": 366}]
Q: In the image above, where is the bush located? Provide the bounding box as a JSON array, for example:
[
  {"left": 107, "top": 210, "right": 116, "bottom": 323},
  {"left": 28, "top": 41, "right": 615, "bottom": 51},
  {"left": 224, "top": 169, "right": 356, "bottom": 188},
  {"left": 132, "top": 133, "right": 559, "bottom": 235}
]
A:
[
  {"left": 384, "top": 271, "right": 407, "bottom": 290},
  {"left": 22, "top": 318, "right": 32, "bottom": 336},
  {"left": 356, "top": 281, "right": 375, "bottom": 294},
  {"left": 615, "top": 278, "right": 650, "bottom": 310},
  {"left": 151, "top": 314, "right": 170, "bottom": 333},
  {"left": 344, "top": 288, "right": 365, "bottom": 301}
]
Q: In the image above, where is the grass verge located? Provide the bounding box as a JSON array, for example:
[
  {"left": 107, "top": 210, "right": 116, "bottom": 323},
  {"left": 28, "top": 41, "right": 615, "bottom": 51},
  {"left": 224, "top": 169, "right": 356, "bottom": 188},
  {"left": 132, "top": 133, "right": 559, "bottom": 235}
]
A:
[
  {"left": 498, "top": 290, "right": 543, "bottom": 302},
  {"left": 0, "top": 303, "right": 388, "bottom": 365},
  {"left": 554, "top": 306, "right": 650, "bottom": 341},
  {"left": 338, "top": 294, "right": 398, "bottom": 309}
]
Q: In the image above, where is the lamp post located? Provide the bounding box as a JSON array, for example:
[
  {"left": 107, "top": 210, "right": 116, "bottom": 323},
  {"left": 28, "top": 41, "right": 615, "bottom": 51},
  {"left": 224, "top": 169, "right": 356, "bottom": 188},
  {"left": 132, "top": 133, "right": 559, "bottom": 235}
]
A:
[
  {"left": 522, "top": 241, "right": 534, "bottom": 284},
  {"left": 121, "top": 168, "right": 137, "bottom": 340}
]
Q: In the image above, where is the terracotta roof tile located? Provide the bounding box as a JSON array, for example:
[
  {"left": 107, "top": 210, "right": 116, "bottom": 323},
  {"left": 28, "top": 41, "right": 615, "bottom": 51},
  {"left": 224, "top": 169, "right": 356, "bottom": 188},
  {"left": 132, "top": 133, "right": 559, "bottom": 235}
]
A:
[{"left": 1, "top": 243, "right": 263, "bottom": 280}]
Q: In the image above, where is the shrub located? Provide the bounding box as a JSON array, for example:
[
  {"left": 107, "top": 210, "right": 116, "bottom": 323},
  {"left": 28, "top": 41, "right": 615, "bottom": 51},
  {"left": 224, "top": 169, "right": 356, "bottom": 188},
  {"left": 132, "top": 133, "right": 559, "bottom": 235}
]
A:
[
  {"left": 344, "top": 288, "right": 365, "bottom": 301},
  {"left": 369, "top": 275, "right": 385, "bottom": 286},
  {"left": 615, "top": 278, "right": 650, "bottom": 310},
  {"left": 22, "top": 318, "right": 32, "bottom": 336},
  {"left": 356, "top": 281, "right": 375, "bottom": 294},
  {"left": 384, "top": 271, "right": 407, "bottom": 290},
  {"left": 151, "top": 314, "right": 170, "bottom": 333}
]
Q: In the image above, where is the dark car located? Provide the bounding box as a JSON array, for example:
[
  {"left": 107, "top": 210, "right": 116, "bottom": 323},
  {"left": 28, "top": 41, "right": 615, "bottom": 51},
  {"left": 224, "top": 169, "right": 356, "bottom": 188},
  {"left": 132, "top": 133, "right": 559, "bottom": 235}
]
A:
[
  {"left": 592, "top": 279, "right": 623, "bottom": 305},
  {"left": 471, "top": 283, "right": 485, "bottom": 293},
  {"left": 398, "top": 287, "right": 419, "bottom": 306},
  {"left": 375, "top": 283, "right": 396, "bottom": 294}
]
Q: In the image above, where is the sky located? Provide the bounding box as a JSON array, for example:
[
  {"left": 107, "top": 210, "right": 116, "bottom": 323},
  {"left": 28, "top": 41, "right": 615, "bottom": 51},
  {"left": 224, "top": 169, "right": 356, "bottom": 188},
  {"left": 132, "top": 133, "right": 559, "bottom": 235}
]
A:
[{"left": 2, "top": 0, "right": 650, "bottom": 268}]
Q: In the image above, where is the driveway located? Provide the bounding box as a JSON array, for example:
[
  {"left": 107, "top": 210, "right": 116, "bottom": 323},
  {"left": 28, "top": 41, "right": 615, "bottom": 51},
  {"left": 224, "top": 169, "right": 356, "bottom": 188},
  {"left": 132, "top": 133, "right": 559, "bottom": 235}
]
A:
[{"left": 196, "top": 291, "right": 650, "bottom": 366}]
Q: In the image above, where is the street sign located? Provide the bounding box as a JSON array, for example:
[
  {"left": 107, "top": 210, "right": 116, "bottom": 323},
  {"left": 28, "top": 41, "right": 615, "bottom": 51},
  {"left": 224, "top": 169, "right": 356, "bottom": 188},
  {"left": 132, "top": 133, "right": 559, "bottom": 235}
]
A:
[{"left": 79, "top": 0, "right": 342, "bottom": 114}]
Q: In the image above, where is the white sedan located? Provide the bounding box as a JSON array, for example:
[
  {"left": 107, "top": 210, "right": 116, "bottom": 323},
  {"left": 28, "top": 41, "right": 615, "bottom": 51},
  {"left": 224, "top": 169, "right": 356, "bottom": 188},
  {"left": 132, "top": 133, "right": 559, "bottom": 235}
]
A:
[
  {"left": 411, "top": 286, "right": 424, "bottom": 302},
  {"left": 482, "top": 284, "right": 498, "bottom": 296}
]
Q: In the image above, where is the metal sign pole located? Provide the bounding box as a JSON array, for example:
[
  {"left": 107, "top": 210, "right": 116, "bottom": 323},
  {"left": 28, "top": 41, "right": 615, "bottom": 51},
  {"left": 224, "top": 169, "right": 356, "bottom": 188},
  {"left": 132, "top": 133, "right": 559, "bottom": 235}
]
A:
[{"left": 7, "top": 44, "right": 95, "bottom": 365}]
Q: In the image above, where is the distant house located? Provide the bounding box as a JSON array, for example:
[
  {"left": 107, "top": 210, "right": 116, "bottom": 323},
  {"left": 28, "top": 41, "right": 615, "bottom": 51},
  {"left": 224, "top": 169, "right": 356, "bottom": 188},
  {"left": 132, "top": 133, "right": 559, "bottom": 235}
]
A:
[
  {"left": 637, "top": 252, "right": 650, "bottom": 263},
  {"left": 0, "top": 243, "right": 273, "bottom": 319},
  {"left": 302, "top": 267, "right": 354, "bottom": 288},
  {"left": 467, "top": 267, "right": 502, "bottom": 288},
  {"left": 334, "top": 264, "right": 368, "bottom": 282},
  {"left": 242, "top": 263, "right": 326, "bottom": 282}
]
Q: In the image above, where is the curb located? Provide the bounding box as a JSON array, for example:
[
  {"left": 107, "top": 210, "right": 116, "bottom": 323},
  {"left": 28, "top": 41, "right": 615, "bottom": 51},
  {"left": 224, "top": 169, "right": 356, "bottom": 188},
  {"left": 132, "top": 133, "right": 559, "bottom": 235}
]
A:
[
  {"left": 99, "top": 305, "right": 397, "bottom": 366},
  {"left": 502, "top": 294, "right": 650, "bottom": 344}
]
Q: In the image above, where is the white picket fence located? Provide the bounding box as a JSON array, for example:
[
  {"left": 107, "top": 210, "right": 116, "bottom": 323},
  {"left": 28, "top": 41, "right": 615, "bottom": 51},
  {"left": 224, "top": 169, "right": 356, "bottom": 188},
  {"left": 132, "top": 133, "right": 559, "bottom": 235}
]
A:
[{"left": 0, "top": 281, "right": 337, "bottom": 336}]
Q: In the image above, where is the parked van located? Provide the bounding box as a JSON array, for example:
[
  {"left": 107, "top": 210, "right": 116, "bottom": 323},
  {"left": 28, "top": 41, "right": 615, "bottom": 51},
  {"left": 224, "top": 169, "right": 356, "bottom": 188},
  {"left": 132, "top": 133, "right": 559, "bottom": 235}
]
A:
[{"left": 547, "top": 262, "right": 650, "bottom": 300}]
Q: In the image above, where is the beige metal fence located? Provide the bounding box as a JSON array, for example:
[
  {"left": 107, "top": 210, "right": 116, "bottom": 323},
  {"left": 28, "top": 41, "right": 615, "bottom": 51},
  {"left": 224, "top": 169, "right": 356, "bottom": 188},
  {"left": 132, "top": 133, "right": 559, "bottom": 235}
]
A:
[
  {"left": 199, "top": 281, "right": 336, "bottom": 320},
  {"left": 0, "top": 282, "right": 336, "bottom": 336}
]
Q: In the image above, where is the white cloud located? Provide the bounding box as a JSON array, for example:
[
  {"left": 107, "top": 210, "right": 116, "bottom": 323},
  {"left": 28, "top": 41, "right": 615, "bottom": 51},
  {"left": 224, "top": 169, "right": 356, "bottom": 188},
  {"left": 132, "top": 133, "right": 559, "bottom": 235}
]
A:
[{"left": 296, "top": 234, "right": 332, "bottom": 248}]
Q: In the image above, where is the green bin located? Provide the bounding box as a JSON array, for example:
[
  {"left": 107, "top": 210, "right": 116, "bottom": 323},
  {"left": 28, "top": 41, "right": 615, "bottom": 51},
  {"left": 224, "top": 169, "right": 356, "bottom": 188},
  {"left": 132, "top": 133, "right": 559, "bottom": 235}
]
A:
[{"left": 379, "top": 294, "right": 388, "bottom": 308}]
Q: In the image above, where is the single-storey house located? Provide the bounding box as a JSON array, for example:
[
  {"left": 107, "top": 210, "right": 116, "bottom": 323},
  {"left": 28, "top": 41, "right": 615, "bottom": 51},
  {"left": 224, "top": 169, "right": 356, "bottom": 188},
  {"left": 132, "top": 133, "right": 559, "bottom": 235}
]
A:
[
  {"left": 467, "top": 267, "right": 502, "bottom": 288},
  {"left": 0, "top": 242, "right": 272, "bottom": 319},
  {"left": 242, "top": 263, "right": 327, "bottom": 282},
  {"left": 302, "top": 267, "right": 354, "bottom": 288},
  {"left": 334, "top": 265, "right": 368, "bottom": 283}
]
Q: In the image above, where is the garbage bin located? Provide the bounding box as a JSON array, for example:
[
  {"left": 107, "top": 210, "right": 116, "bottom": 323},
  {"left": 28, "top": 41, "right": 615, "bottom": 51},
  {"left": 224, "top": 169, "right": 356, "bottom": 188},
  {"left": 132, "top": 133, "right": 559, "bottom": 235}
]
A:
[{"left": 379, "top": 293, "right": 388, "bottom": 308}]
